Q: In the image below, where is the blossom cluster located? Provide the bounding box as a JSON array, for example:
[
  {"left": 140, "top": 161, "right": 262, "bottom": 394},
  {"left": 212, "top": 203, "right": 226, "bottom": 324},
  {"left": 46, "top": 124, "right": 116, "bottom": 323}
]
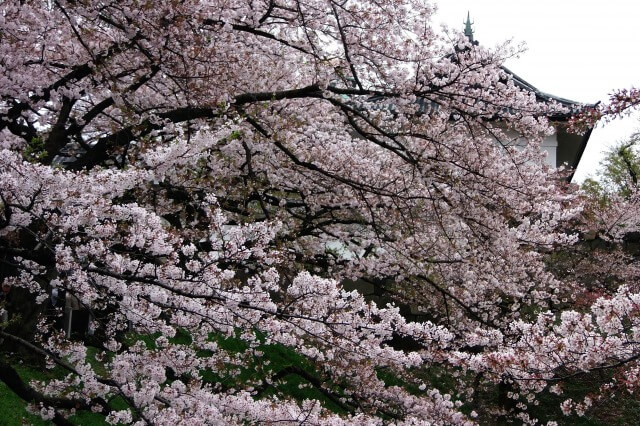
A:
[{"left": 0, "top": 0, "right": 636, "bottom": 424}]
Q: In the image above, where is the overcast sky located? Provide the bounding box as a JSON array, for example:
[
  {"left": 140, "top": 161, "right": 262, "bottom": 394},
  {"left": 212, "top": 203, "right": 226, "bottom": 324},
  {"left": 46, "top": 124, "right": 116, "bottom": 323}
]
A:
[{"left": 432, "top": 0, "right": 640, "bottom": 182}]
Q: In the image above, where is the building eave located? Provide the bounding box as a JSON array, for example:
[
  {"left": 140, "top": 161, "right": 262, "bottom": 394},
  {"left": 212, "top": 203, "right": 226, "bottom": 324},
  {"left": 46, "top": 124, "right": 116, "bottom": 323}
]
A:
[
  {"left": 567, "top": 126, "right": 595, "bottom": 181},
  {"left": 502, "top": 66, "right": 597, "bottom": 119}
]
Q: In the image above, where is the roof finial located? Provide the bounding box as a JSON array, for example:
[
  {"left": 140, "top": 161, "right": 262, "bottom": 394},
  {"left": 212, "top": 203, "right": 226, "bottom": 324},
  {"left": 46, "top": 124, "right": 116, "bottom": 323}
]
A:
[{"left": 464, "top": 11, "right": 474, "bottom": 42}]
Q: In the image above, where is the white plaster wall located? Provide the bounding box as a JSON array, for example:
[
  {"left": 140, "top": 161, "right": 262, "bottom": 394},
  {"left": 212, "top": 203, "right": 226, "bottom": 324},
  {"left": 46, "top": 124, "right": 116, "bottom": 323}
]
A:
[
  {"left": 500, "top": 128, "right": 558, "bottom": 168},
  {"left": 541, "top": 133, "right": 558, "bottom": 168}
]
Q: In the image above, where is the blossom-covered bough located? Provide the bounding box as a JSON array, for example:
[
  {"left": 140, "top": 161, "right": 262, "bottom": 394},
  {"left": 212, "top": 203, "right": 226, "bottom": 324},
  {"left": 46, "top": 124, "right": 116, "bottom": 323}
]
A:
[
  {"left": 570, "top": 87, "right": 640, "bottom": 134},
  {"left": 1, "top": 0, "right": 640, "bottom": 424}
]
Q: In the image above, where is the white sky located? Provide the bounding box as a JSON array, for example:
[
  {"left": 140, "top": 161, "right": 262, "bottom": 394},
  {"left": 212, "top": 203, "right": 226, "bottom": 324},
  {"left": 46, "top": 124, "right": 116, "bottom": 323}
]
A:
[{"left": 432, "top": 0, "right": 640, "bottom": 182}]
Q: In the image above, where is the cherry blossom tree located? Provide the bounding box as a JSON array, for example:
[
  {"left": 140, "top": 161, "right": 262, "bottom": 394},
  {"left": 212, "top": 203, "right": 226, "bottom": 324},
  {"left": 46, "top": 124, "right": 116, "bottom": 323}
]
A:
[
  {"left": 570, "top": 87, "right": 640, "bottom": 132},
  {"left": 1, "top": 0, "right": 640, "bottom": 424}
]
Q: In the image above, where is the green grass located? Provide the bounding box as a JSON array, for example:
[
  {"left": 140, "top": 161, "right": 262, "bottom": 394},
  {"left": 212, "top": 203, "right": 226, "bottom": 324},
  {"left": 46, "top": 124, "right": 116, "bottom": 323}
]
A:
[
  {"left": 0, "top": 357, "right": 109, "bottom": 426},
  {"left": 6, "top": 332, "right": 639, "bottom": 425},
  {"left": 0, "top": 378, "right": 49, "bottom": 425},
  {"left": 0, "top": 360, "right": 107, "bottom": 426},
  {"left": 0, "top": 331, "right": 349, "bottom": 425},
  {"left": 197, "top": 333, "right": 351, "bottom": 414}
]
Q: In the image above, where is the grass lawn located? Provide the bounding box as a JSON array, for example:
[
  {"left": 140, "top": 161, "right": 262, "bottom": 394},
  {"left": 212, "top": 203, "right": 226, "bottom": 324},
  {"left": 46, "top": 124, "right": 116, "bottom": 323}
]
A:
[
  {"left": 4, "top": 332, "right": 639, "bottom": 425},
  {"left": 0, "top": 360, "right": 108, "bottom": 426},
  {"left": 0, "top": 332, "right": 345, "bottom": 425}
]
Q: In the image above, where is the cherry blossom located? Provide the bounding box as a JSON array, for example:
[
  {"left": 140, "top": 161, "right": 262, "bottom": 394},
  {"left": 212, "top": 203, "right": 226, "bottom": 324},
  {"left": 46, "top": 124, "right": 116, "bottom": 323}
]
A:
[{"left": 1, "top": 0, "right": 638, "bottom": 424}]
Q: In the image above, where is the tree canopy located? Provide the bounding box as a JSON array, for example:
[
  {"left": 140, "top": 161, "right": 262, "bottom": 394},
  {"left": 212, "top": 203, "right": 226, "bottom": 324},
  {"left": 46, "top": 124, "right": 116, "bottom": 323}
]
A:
[{"left": 1, "top": 0, "right": 640, "bottom": 424}]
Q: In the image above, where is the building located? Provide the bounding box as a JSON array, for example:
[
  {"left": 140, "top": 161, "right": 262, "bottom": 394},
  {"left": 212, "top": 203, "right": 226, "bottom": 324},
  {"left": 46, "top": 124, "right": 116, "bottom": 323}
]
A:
[{"left": 463, "top": 12, "right": 594, "bottom": 176}]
